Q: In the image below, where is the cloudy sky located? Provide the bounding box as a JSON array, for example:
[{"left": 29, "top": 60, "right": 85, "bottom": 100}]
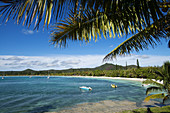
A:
[
  {"left": 0, "top": 54, "right": 169, "bottom": 71},
  {"left": 0, "top": 20, "right": 170, "bottom": 71}
]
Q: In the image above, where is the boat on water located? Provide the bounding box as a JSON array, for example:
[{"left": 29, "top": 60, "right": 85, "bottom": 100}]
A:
[
  {"left": 79, "top": 86, "right": 92, "bottom": 91},
  {"left": 2, "top": 77, "right": 4, "bottom": 79},
  {"left": 111, "top": 84, "right": 117, "bottom": 88}
]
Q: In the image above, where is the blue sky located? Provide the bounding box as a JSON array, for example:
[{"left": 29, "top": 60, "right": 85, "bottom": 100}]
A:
[{"left": 0, "top": 20, "right": 170, "bottom": 71}]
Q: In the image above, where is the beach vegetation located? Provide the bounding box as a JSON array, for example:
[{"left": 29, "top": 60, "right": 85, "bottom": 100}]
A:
[
  {"left": 137, "top": 59, "right": 140, "bottom": 69},
  {"left": 120, "top": 105, "right": 170, "bottom": 113},
  {"left": 143, "top": 61, "right": 170, "bottom": 104},
  {"left": 0, "top": 63, "right": 163, "bottom": 79}
]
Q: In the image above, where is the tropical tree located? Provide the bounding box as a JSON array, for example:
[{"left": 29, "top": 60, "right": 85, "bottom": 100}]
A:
[
  {"left": 0, "top": 0, "right": 169, "bottom": 60},
  {"left": 143, "top": 61, "right": 170, "bottom": 104},
  {"left": 126, "top": 62, "right": 127, "bottom": 70},
  {"left": 137, "top": 59, "right": 140, "bottom": 69}
]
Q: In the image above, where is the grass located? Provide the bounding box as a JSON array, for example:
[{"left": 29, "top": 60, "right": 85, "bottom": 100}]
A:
[{"left": 120, "top": 105, "right": 170, "bottom": 113}]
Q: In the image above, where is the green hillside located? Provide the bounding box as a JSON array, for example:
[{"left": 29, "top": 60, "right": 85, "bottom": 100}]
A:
[
  {"left": 94, "top": 63, "right": 136, "bottom": 70},
  {"left": 0, "top": 63, "right": 137, "bottom": 76}
]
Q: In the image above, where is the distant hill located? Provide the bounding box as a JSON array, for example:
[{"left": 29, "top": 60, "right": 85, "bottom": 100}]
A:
[
  {"left": 94, "top": 63, "right": 136, "bottom": 70},
  {"left": 23, "top": 69, "right": 34, "bottom": 72},
  {"left": 0, "top": 63, "right": 137, "bottom": 75}
]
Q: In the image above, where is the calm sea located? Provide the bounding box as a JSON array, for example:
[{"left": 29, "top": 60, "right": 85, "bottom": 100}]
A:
[{"left": 0, "top": 76, "right": 148, "bottom": 113}]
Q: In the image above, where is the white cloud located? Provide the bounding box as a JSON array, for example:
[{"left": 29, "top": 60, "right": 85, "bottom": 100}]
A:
[
  {"left": 0, "top": 54, "right": 169, "bottom": 71},
  {"left": 61, "top": 60, "right": 81, "bottom": 68},
  {"left": 112, "top": 54, "right": 170, "bottom": 66},
  {"left": 22, "top": 29, "right": 34, "bottom": 35}
]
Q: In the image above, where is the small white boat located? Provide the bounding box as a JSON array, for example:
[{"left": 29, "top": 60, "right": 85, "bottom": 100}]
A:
[
  {"left": 79, "top": 86, "right": 92, "bottom": 91},
  {"left": 2, "top": 77, "right": 4, "bottom": 79},
  {"left": 47, "top": 76, "right": 50, "bottom": 79}
]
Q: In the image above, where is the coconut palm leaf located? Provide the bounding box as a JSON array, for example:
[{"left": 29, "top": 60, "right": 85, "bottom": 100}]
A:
[
  {"left": 103, "top": 15, "right": 169, "bottom": 61},
  {"left": 146, "top": 86, "right": 164, "bottom": 95},
  {"left": 50, "top": 9, "right": 136, "bottom": 47},
  {"left": 51, "top": 8, "right": 134, "bottom": 47},
  {"left": 50, "top": 0, "right": 166, "bottom": 48},
  {"left": 0, "top": 0, "right": 165, "bottom": 33},
  {"left": 0, "top": 1, "right": 168, "bottom": 60},
  {"left": 155, "top": 70, "right": 165, "bottom": 79},
  {"left": 0, "top": 0, "right": 78, "bottom": 29},
  {"left": 143, "top": 79, "right": 164, "bottom": 88},
  {"left": 163, "top": 95, "right": 170, "bottom": 104},
  {"left": 143, "top": 62, "right": 170, "bottom": 103},
  {"left": 50, "top": 9, "right": 105, "bottom": 47},
  {"left": 144, "top": 93, "right": 165, "bottom": 102}
]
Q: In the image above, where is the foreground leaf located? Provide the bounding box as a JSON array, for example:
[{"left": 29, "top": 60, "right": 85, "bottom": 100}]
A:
[
  {"left": 146, "top": 86, "right": 163, "bottom": 95},
  {"left": 144, "top": 93, "right": 165, "bottom": 102},
  {"left": 103, "top": 15, "right": 169, "bottom": 61}
]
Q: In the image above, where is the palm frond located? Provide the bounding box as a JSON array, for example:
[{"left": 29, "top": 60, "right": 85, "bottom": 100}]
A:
[
  {"left": 146, "top": 86, "right": 164, "bottom": 95},
  {"left": 0, "top": 0, "right": 78, "bottom": 29},
  {"left": 144, "top": 93, "right": 165, "bottom": 102},
  {"left": 163, "top": 95, "right": 170, "bottom": 104},
  {"left": 1, "top": 0, "right": 165, "bottom": 34},
  {"left": 143, "top": 79, "right": 164, "bottom": 88},
  {"left": 50, "top": 0, "right": 166, "bottom": 48},
  {"left": 103, "top": 15, "right": 169, "bottom": 61},
  {"left": 154, "top": 70, "right": 165, "bottom": 79},
  {"left": 50, "top": 9, "right": 104, "bottom": 47},
  {"left": 163, "top": 61, "right": 170, "bottom": 74},
  {"left": 51, "top": 7, "right": 134, "bottom": 47}
]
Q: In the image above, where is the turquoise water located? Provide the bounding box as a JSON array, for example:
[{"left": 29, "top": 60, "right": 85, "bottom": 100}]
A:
[{"left": 0, "top": 76, "right": 148, "bottom": 113}]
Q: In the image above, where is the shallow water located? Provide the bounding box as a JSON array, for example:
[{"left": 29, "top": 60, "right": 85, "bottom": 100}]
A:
[{"left": 0, "top": 76, "right": 152, "bottom": 113}]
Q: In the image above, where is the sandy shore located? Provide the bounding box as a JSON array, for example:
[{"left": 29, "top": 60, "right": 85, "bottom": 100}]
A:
[
  {"left": 68, "top": 76, "right": 164, "bottom": 84},
  {"left": 68, "top": 76, "right": 146, "bottom": 81}
]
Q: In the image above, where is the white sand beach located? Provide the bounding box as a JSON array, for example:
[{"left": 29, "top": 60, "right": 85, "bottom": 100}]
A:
[
  {"left": 69, "top": 76, "right": 163, "bottom": 84},
  {"left": 25, "top": 75, "right": 163, "bottom": 84},
  {"left": 69, "top": 76, "right": 146, "bottom": 81}
]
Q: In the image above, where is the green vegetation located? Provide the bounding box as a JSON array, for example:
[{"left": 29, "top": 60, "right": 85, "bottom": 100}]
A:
[
  {"left": 0, "top": 63, "right": 162, "bottom": 79},
  {"left": 137, "top": 59, "right": 140, "bottom": 69},
  {"left": 120, "top": 105, "right": 170, "bottom": 113},
  {"left": 143, "top": 61, "right": 170, "bottom": 104}
]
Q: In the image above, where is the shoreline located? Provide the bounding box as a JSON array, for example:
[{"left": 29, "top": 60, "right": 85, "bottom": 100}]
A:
[
  {"left": 69, "top": 76, "right": 147, "bottom": 82},
  {"left": 1, "top": 75, "right": 163, "bottom": 84},
  {"left": 68, "top": 76, "right": 164, "bottom": 84},
  {"left": 0, "top": 75, "right": 147, "bottom": 82}
]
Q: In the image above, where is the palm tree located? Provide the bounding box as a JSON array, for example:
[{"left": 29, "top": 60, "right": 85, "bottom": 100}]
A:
[
  {"left": 0, "top": 0, "right": 169, "bottom": 60},
  {"left": 143, "top": 61, "right": 170, "bottom": 104}
]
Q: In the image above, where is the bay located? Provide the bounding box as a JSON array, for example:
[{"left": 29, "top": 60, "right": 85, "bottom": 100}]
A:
[{"left": 0, "top": 76, "right": 148, "bottom": 113}]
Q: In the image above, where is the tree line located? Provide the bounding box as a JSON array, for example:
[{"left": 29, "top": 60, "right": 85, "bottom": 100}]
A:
[{"left": 0, "top": 63, "right": 163, "bottom": 80}]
